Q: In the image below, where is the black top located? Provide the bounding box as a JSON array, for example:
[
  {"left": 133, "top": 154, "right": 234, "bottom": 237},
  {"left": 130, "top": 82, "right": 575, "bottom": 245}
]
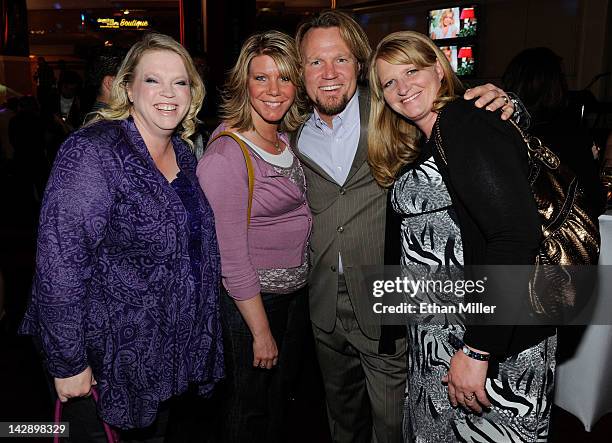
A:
[{"left": 386, "top": 99, "right": 555, "bottom": 359}]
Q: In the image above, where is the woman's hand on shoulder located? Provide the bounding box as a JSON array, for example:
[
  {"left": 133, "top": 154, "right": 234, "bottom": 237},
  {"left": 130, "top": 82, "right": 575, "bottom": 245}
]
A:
[
  {"left": 442, "top": 349, "right": 491, "bottom": 413},
  {"left": 464, "top": 84, "right": 514, "bottom": 120},
  {"left": 54, "top": 366, "right": 96, "bottom": 403}
]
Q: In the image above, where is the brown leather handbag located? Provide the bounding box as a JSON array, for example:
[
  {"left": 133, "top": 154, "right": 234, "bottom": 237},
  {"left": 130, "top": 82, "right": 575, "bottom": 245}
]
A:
[
  {"left": 434, "top": 117, "right": 600, "bottom": 320},
  {"left": 508, "top": 120, "right": 600, "bottom": 319}
]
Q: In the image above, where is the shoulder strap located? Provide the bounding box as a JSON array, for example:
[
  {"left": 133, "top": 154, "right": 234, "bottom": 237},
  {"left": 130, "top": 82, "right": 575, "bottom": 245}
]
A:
[
  {"left": 207, "top": 131, "right": 255, "bottom": 225},
  {"left": 507, "top": 119, "right": 560, "bottom": 170}
]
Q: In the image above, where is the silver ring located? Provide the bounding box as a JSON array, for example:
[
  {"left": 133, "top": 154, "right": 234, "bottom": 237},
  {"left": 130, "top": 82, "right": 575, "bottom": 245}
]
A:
[
  {"left": 502, "top": 95, "right": 509, "bottom": 105},
  {"left": 464, "top": 392, "right": 475, "bottom": 401},
  {"left": 259, "top": 363, "right": 266, "bottom": 368}
]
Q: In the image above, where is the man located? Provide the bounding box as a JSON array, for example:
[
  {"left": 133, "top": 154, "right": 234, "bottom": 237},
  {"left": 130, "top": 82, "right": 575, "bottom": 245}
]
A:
[
  {"left": 83, "top": 48, "right": 126, "bottom": 124},
  {"left": 55, "top": 70, "right": 83, "bottom": 131},
  {"left": 291, "top": 10, "right": 518, "bottom": 443}
]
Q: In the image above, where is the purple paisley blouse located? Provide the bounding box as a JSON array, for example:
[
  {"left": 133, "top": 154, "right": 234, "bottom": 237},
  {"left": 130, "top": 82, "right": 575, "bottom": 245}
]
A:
[{"left": 19, "top": 117, "right": 224, "bottom": 429}]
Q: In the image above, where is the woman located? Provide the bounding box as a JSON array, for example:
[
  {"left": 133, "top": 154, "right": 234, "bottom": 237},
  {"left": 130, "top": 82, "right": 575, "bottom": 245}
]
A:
[
  {"left": 19, "top": 33, "right": 223, "bottom": 439},
  {"left": 431, "top": 9, "right": 458, "bottom": 39},
  {"left": 197, "top": 31, "right": 311, "bottom": 443},
  {"left": 368, "top": 31, "right": 557, "bottom": 442}
]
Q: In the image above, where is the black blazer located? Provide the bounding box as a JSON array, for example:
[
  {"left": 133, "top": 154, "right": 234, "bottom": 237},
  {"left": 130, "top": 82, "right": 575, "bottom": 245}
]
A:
[{"left": 385, "top": 99, "right": 555, "bottom": 362}]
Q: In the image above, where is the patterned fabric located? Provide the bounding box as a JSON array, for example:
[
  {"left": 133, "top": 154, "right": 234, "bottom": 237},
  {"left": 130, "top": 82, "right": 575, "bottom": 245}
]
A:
[
  {"left": 392, "top": 154, "right": 462, "bottom": 275},
  {"left": 257, "top": 155, "right": 309, "bottom": 294},
  {"left": 269, "top": 156, "right": 304, "bottom": 187},
  {"left": 19, "top": 117, "right": 224, "bottom": 429},
  {"left": 405, "top": 325, "right": 556, "bottom": 443},
  {"left": 393, "top": 148, "right": 556, "bottom": 442},
  {"left": 170, "top": 171, "right": 204, "bottom": 295}
]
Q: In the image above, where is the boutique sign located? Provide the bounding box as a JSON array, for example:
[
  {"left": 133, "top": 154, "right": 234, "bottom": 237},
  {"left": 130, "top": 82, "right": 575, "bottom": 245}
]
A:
[{"left": 97, "top": 17, "right": 150, "bottom": 30}]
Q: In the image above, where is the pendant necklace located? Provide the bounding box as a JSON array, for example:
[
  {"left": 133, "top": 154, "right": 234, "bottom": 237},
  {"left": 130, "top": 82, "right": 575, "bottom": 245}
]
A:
[{"left": 254, "top": 127, "right": 282, "bottom": 153}]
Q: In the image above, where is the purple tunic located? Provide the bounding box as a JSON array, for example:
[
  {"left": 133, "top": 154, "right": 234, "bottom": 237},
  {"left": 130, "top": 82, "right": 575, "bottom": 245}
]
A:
[{"left": 19, "top": 117, "right": 224, "bottom": 429}]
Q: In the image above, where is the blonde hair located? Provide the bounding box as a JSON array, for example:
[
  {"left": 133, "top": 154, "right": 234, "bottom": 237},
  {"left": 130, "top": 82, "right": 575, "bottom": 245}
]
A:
[
  {"left": 90, "top": 32, "right": 204, "bottom": 148},
  {"left": 220, "top": 30, "right": 306, "bottom": 132},
  {"left": 368, "top": 31, "right": 464, "bottom": 187},
  {"left": 440, "top": 9, "right": 455, "bottom": 26},
  {"left": 295, "top": 9, "right": 371, "bottom": 83}
]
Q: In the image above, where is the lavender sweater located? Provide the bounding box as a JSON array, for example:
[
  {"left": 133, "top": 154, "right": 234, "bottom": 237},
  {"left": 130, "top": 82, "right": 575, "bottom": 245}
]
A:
[{"left": 197, "top": 125, "right": 312, "bottom": 300}]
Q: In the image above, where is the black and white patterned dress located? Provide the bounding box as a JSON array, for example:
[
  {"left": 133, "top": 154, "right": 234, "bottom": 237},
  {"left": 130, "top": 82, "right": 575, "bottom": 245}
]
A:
[{"left": 392, "top": 146, "right": 557, "bottom": 443}]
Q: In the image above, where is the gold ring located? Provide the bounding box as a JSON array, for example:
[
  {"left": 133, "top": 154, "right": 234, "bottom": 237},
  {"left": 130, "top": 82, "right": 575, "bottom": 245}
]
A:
[
  {"left": 464, "top": 393, "right": 475, "bottom": 401},
  {"left": 502, "top": 95, "right": 509, "bottom": 105}
]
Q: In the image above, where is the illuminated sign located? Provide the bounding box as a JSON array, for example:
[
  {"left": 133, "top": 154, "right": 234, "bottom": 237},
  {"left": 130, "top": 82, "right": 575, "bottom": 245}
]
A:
[{"left": 97, "top": 17, "right": 150, "bottom": 30}]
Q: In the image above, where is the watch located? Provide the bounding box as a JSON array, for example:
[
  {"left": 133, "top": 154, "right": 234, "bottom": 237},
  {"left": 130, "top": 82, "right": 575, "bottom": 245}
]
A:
[{"left": 462, "top": 345, "right": 490, "bottom": 361}]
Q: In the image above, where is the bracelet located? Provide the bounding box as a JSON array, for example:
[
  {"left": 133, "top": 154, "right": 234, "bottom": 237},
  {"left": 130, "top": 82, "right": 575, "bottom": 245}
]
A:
[
  {"left": 506, "top": 91, "right": 532, "bottom": 130},
  {"left": 448, "top": 333, "right": 490, "bottom": 361}
]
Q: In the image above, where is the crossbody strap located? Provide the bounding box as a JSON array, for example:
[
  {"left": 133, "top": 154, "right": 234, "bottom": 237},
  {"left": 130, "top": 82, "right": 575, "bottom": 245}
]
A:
[{"left": 207, "top": 131, "right": 255, "bottom": 225}]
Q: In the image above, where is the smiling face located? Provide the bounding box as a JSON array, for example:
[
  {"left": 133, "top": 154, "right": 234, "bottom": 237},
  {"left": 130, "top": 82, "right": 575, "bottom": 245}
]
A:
[
  {"left": 301, "top": 27, "right": 359, "bottom": 123},
  {"left": 247, "top": 54, "right": 296, "bottom": 126},
  {"left": 442, "top": 12, "right": 454, "bottom": 26},
  {"left": 127, "top": 49, "right": 191, "bottom": 139},
  {"left": 376, "top": 58, "right": 443, "bottom": 136}
]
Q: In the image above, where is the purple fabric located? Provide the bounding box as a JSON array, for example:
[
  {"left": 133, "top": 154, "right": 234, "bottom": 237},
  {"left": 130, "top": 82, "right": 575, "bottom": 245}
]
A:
[
  {"left": 170, "top": 171, "right": 204, "bottom": 291},
  {"left": 196, "top": 124, "right": 312, "bottom": 300},
  {"left": 19, "top": 117, "right": 224, "bottom": 429}
]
